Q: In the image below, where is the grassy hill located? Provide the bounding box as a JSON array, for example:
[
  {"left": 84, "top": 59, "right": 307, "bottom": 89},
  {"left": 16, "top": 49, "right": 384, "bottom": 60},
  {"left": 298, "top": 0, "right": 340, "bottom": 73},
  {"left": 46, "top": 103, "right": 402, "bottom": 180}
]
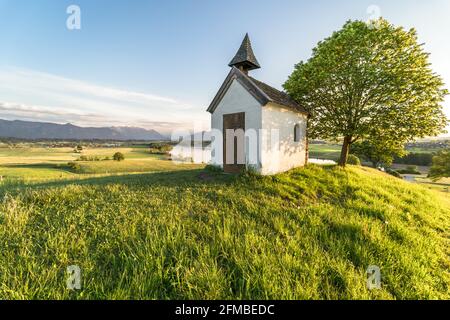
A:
[{"left": 0, "top": 165, "right": 449, "bottom": 299}]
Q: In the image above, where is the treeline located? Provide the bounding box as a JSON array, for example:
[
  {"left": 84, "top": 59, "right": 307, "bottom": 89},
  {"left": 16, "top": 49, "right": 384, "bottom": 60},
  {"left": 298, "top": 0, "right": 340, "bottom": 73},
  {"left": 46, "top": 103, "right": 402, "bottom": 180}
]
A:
[
  {"left": 394, "top": 153, "right": 434, "bottom": 166},
  {"left": 149, "top": 142, "right": 175, "bottom": 155},
  {"left": 405, "top": 140, "right": 450, "bottom": 150},
  {"left": 0, "top": 139, "right": 169, "bottom": 149}
]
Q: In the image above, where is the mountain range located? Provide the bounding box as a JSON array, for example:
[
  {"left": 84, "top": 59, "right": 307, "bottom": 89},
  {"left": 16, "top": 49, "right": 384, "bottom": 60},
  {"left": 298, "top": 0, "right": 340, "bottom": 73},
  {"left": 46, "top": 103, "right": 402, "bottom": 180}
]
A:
[{"left": 0, "top": 119, "right": 167, "bottom": 141}]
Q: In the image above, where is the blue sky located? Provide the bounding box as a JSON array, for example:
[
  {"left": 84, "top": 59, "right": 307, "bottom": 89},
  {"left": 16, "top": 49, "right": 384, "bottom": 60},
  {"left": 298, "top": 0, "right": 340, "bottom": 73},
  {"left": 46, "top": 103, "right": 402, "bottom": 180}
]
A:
[{"left": 0, "top": 0, "right": 449, "bottom": 134}]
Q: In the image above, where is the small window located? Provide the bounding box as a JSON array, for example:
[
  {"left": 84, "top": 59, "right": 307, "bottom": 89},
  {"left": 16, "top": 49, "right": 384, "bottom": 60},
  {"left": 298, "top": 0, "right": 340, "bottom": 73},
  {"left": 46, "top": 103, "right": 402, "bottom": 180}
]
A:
[{"left": 294, "top": 124, "right": 301, "bottom": 142}]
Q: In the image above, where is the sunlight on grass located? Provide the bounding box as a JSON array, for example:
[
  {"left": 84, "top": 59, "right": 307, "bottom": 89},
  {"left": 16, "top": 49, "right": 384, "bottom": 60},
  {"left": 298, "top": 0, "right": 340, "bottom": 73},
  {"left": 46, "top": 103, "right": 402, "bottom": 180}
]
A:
[
  {"left": 0, "top": 165, "right": 448, "bottom": 300},
  {"left": 0, "top": 146, "right": 202, "bottom": 182}
]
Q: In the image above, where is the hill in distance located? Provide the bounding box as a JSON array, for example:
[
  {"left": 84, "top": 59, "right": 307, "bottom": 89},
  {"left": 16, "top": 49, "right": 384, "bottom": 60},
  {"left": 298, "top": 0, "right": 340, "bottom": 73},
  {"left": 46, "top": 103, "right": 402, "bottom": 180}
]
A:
[{"left": 0, "top": 119, "right": 167, "bottom": 141}]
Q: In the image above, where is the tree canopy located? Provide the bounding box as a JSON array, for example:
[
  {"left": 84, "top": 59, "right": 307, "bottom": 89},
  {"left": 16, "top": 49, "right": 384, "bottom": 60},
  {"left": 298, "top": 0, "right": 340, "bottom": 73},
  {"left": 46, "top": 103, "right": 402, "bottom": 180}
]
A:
[
  {"left": 351, "top": 139, "right": 405, "bottom": 168},
  {"left": 428, "top": 149, "right": 450, "bottom": 181},
  {"left": 113, "top": 152, "right": 125, "bottom": 162},
  {"left": 284, "top": 19, "right": 448, "bottom": 166}
]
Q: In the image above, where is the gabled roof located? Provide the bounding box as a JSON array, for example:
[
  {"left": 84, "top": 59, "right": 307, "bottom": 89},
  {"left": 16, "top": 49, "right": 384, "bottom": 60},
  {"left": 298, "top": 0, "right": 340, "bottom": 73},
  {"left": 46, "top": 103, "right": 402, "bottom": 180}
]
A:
[
  {"left": 228, "top": 34, "right": 261, "bottom": 71},
  {"left": 207, "top": 67, "right": 269, "bottom": 113},
  {"left": 207, "top": 67, "right": 308, "bottom": 115},
  {"left": 248, "top": 77, "right": 308, "bottom": 113}
]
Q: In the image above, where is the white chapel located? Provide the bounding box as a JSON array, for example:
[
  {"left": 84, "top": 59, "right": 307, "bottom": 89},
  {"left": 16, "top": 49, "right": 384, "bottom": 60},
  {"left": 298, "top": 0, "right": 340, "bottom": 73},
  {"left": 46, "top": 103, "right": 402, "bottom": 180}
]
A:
[{"left": 207, "top": 34, "right": 309, "bottom": 175}]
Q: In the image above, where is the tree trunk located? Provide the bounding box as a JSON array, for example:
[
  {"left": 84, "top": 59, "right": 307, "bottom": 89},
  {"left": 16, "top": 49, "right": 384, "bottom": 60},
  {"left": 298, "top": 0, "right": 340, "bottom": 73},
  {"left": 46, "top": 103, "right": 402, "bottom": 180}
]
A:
[{"left": 338, "top": 136, "right": 352, "bottom": 167}]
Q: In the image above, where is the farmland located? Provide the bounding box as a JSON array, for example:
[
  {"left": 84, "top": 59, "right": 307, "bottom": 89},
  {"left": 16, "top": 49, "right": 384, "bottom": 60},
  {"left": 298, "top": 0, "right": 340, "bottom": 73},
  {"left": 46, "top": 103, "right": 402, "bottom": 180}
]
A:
[{"left": 0, "top": 144, "right": 201, "bottom": 182}]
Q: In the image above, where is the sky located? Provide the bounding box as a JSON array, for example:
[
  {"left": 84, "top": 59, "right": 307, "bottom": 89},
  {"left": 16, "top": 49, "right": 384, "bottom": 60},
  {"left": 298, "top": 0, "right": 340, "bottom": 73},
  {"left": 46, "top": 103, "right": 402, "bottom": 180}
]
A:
[{"left": 0, "top": 0, "right": 449, "bottom": 135}]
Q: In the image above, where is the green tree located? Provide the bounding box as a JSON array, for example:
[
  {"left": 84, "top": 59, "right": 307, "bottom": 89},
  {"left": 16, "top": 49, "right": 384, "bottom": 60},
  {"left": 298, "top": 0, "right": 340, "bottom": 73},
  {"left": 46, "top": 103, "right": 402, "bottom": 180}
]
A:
[
  {"left": 351, "top": 140, "right": 405, "bottom": 168},
  {"left": 428, "top": 149, "right": 450, "bottom": 181},
  {"left": 284, "top": 19, "right": 448, "bottom": 166},
  {"left": 346, "top": 154, "right": 361, "bottom": 166},
  {"left": 113, "top": 152, "right": 125, "bottom": 162}
]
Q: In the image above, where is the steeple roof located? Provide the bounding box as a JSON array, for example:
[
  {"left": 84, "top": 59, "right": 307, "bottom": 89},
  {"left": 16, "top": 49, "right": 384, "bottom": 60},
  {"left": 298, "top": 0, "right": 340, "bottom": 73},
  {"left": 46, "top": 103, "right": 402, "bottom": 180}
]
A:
[{"left": 228, "top": 33, "right": 261, "bottom": 71}]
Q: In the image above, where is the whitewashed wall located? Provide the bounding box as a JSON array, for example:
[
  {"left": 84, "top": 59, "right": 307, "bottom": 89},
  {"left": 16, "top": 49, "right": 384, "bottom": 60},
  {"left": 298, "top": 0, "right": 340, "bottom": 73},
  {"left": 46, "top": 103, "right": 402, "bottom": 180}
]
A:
[
  {"left": 210, "top": 79, "right": 263, "bottom": 170},
  {"left": 210, "top": 80, "right": 307, "bottom": 175},
  {"left": 260, "top": 102, "right": 307, "bottom": 175}
]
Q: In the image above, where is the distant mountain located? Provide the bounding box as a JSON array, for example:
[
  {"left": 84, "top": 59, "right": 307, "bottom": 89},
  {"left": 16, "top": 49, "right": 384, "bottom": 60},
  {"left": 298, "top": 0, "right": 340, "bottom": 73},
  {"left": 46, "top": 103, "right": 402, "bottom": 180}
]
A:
[{"left": 0, "top": 119, "right": 168, "bottom": 141}]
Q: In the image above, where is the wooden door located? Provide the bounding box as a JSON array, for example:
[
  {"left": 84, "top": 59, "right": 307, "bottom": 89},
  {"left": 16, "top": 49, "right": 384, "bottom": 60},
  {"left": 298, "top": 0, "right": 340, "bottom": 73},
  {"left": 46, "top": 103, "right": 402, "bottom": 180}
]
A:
[{"left": 223, "top": 112, "right": 245, "bottom": 173}]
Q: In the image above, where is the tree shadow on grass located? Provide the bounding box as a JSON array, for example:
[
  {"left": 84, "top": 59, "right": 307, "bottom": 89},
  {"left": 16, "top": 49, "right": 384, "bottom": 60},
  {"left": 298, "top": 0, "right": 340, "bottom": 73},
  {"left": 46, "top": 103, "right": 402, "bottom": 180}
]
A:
[{"left": 1, "top": 162, "right": 72, "bottom": 171}]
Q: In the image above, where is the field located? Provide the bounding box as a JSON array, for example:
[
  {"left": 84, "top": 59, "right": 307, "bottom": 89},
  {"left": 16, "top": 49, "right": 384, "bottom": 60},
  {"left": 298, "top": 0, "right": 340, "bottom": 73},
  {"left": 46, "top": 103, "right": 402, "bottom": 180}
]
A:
[
  {"left": 309, "top": 144, "right": 342, "bottom": 162},
  {"left": 309, "top": 142, "right": 449, "bottom": 161},
  {"left": 413, "top": 176, "right": 450, "bottom": 193},
  {"left": 309, "top": 143, "right": 450, "bottom": 193},
  {"left": 0, "top": 145, "right": 202, "bottom": 181},
  {"left": 0, "top": 145, "right": 449, "bottom": 299}
]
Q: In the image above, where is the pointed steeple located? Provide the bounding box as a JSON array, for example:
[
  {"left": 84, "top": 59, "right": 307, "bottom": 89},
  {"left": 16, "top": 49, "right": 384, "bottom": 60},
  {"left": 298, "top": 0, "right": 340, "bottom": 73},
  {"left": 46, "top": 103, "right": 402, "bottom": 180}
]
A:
[{"left": 228, "top": 33, "right": 260, "bottom": 73}]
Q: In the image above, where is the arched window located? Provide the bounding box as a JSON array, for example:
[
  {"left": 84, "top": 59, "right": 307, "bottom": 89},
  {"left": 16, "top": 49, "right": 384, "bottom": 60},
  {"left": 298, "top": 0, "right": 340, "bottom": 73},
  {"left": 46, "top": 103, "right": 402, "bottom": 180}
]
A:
[{"left": 294, "top": 124, "right": 301, "bottom": 142}]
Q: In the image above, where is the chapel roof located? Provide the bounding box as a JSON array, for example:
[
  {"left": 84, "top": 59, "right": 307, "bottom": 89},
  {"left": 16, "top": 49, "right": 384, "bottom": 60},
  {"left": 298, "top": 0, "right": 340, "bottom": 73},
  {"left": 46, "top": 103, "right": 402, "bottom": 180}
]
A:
[
  {"left": 228, "top": 33, "right": 261, "bottom": 71},
  {"left": 207, "top": 67, "right": 308, "bottom": 115},
  {"left": 248, "top": 76, "right": 307, "bottom": 113}
]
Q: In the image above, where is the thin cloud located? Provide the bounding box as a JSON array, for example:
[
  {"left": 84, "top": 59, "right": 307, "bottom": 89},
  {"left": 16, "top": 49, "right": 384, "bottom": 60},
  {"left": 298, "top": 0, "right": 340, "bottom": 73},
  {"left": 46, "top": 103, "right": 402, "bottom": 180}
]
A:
[
  {"left": 0, "top": 101, "right": 108, "bottom": 124},
  {"left": 6, "top": 68, "right": 182, "bottom": 106},
  {"left": 0, "top": 66, "right": 209, "bottom": 132},
  {"left": 0, "top": 101, "right": 195, "bottom": 134}
]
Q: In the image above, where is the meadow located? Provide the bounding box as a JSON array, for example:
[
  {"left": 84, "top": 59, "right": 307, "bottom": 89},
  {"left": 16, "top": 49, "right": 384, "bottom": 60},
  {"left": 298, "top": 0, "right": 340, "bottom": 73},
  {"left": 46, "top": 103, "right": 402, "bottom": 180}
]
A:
[
  {"left": 309, "top": 144, "right": 342, "bottom": 162},
  {"left": 0, "top": 144, "right": 449, "bottom": 299},
  {"left": 309, "top": 143, "right": 446, "bottom": 162},
  {"left": 0, "top": 145, "right": 201, "bottom": 181},
  {"left": 309, "top": 143, "right": 450, "bottom": 193}
]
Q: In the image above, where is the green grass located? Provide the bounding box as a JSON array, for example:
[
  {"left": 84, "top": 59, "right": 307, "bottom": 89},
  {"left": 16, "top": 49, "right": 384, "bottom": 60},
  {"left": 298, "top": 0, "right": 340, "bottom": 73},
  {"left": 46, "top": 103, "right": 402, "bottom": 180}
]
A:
[
  {"left": 414, "top": 176, "right": 450, "bottom": 193},
  {"left": 0, "top": 165, "right": 448, "bottom": 300},
  {"left": 405, "top": 147, "right": 443, "bottom": 154},
  {"left": 74, "top": 159, "right": 201, "bottom": 174},
  {"left": 309, "top": 144, "right": 450, "bottom": 193},
  {"left": 0, "top": 146, "right": 198, "bottom": 181},
  {"left": 0, "top": 163, "right": 77, "bottom": 180},
  {"left": 309, "top": 144, "right": 342, "bottom": 161},
  {"left": 0, "top": 146, "right": 157, "bottom": 164},
  {"left": 309, "top": 143, "right": 445, "bottom": 160}
]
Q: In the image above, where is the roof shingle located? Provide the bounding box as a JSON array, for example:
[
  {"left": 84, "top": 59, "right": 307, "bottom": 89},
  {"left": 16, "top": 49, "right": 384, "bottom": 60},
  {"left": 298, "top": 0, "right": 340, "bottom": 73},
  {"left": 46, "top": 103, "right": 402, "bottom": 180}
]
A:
[
  {"left": 228, "top": 34, "right": 261, "bottom": 71},
  {"left": 248, "top": 76, "right": 309, "bottom": 114},
  {"left": 207, "top": 67, "right": 308, "bottom": 115}
]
